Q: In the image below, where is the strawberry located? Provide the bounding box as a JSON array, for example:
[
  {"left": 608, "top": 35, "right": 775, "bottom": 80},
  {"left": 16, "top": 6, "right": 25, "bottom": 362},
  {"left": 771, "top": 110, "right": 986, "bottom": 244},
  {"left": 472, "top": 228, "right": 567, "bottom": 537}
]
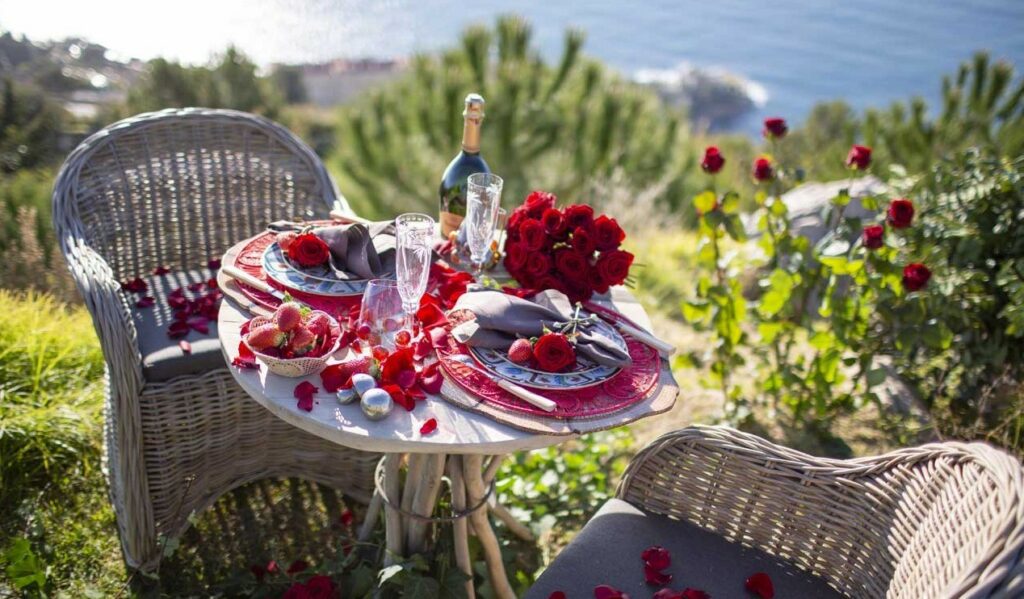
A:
[
  {"left": 342, "top": 355, "right": 370, "bottom": 377},
  {"left": 306, "top": 311, "right": 331, "bottom": 337},
  {"left": 274, "top": 302, "right": 303, "bottom": 332},
  {"left": 288, "top": 326, "right": 317, "bottom": 355},
  {"left": 276, "top": 231, "right": 298, "bottom": 251},
  {"left": 508, "top": 338, "right": 533, "bottom": 364},
  {"left": 247, "top": 323, "right": 287, "bottom": 350}
]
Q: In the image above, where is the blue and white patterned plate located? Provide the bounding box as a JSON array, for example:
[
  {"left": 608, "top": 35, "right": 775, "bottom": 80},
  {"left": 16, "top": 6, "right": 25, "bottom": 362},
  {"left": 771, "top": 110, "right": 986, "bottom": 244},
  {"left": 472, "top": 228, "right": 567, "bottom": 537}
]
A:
[
  {"left": 468, "top": 314, "right": 628, "bottom": 390},
  {"left": 262, "top": 242, "right": 372, "bottom": 297}
]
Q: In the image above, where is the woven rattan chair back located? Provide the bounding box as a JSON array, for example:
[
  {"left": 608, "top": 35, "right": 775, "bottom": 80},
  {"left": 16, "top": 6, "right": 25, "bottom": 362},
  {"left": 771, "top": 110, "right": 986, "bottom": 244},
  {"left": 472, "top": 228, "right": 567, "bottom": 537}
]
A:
[
  {"left": 54, "top": 107, "right": 346, "bottom": 282},
  {"left": 618, "top": 426, "right": 1024, "bottom": 598},
  {"left": 52, "top": 108, "right": 377, "bottom": 574}
]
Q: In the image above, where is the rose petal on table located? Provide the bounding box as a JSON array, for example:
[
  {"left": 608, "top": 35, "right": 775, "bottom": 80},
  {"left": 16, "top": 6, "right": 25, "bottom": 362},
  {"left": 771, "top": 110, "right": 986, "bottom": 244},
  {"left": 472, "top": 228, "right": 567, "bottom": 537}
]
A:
[
  {"left": 416, "top": 302, "right": 449, "bottom": 330},
  {"left": 294, "top": 381, "right": 318, "bottom": 412},
  {"left": 419, "top": 417, "right": 437, "bottom": 435},
  {"left": 232, "top": 341, "right": 259, "bottom": 370},
  {"left": 382, "top": 384, "right": 414, "bottom": 411},
  {"left": 418, "top": 362, "right": 443, "bottom": 394}
]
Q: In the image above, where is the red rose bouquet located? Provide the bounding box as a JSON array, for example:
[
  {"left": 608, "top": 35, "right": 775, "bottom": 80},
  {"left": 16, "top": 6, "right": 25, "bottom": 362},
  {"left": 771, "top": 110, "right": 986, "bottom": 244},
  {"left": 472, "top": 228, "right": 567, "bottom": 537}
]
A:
[{"left": 503, "top": 191, "right": 634, "bottom": 303}]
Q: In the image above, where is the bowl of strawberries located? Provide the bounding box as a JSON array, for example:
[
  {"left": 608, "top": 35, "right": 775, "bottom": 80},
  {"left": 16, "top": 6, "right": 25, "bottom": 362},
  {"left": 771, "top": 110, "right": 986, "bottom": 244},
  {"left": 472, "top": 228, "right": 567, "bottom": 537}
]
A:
[{"left": 243, "top": 301, "right": 342, "bottom": 377}]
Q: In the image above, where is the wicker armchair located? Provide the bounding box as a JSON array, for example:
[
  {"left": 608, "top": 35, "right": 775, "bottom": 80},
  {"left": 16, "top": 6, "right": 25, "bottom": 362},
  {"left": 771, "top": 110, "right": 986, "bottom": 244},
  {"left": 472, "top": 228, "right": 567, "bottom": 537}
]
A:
[
  {"left": 528, "top": 425, "right": 1024, "bottom": 598},
  {"left": 52, "top": 108, "right": 379, "bottom": 573}
]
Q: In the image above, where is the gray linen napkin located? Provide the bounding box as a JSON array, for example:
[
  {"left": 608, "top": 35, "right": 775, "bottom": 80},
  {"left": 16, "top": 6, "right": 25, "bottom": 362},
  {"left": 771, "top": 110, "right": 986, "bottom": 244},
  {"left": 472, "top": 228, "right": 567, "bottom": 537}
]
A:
[
  {"left": 269, "top": 220, "right": 395, "bottom": 280},
  {"left": 451, "top": 289, "right": 632, "bottom": 368}
]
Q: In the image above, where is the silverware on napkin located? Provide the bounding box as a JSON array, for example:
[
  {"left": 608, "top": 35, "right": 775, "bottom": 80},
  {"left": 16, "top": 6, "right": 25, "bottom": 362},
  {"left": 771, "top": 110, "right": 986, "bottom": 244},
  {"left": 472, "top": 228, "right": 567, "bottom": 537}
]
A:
[
  {"left": 222, "top": 265, "right": 312, "bottom": 309},
  {"left": 446, "top": 354, "right": 558, "bottom": 413}
]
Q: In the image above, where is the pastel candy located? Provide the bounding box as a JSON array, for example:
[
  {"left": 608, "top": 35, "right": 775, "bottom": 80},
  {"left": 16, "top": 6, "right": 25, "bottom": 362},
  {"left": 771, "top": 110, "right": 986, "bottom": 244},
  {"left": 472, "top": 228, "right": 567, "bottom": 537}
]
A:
[{"left": 351, "top": 373, "right": 377, "bottom": 397}]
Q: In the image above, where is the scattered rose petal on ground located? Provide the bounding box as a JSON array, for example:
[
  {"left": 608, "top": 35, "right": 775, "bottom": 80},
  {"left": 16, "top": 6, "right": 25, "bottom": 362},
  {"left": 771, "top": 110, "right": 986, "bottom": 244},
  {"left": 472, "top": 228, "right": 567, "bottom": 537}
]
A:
[
  {"left": 178, "top": 340, "right": 192, "bottom": 354},
  {"left": 419, "top": 418, "right": 437, "bottom": 435},
  {"left": 294, "top": 382, "right": 318, "bottom": 412},
  {"left": 644, "top": 564, "right": 672, "bottom": 586},
  {"left": 745, "top": 572, "right": 774, "bottom": 599},
  {"left": 641, "top": 545, "right": 671, "bottom": 570},
  {"left": 250, "top": 563, "right": 266, "bottom": 582},
  {"left": 594, "top": 585, "right": 629, "bottom": 599},
  {"left": 136, "top": 296, "right": 155, "bottom": 308},
  {"left": 286, "top": 559, "right": 309, "bottom": 575}
]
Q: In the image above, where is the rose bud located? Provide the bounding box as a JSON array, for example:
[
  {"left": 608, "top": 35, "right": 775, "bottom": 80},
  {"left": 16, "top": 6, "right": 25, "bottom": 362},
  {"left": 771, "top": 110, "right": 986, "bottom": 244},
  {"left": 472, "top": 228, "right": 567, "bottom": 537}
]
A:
[
  {"left": 701, "top": 146, "right": 725, "bottom": 174},
  {"left": 886, "top": 198, "right": 915, "bottom": 228},
  {"left": 846, "top": 144, "right": 872, "bottom": 170},
  {"left": 862, "top": 224, "right": 885, "bottom": 250},
  {"left": 752, "top": 156, "right": 774, "bottom": 182},
  {"left": 763, "top": 117, "right": 788, "bottom": 139},
  {"left": 902, "top": 263, "right": 931, "bottom": 292}
]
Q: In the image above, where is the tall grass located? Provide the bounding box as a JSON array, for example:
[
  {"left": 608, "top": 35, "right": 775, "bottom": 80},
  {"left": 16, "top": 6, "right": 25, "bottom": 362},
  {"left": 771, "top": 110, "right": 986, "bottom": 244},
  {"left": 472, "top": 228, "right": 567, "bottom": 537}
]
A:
[{"left": 0, "top": 291, "right": 104, "bottom": 512}]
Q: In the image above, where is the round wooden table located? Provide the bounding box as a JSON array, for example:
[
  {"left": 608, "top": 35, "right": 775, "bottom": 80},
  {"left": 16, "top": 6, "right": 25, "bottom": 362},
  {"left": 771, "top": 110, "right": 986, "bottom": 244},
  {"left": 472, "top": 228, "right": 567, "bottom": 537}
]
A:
[{"left": 218, "top": 288, "right": 673, "bottom": 598}]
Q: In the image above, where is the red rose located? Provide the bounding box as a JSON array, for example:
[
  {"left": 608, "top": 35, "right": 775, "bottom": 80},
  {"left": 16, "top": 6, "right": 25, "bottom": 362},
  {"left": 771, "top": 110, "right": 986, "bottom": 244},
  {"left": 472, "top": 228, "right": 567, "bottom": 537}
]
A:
[
  {"left": 886, "top": 198, "right": 914, "bottom": 228},
  {"left": 533, "top": 333, "right": 576, "bottom": 372},
  {"left": 288, "top": 233, "right": 330, "bottom": 267},
  {"left": 596, "top": 249, "right": 633, "bottom": 286},
  {"left": 554, "top": 248, "right": 588, "bottom": 278},
  {"left": 846, "top": 144, "right": 872, "bottom": 170},
  {"left": 525, "top": 190, "right": 557, "bottom": 218},
  {"left": 902, "top": 263, "right": 931, "bottom": 292},
  {"left": 571, "top": 226, "right": 597, "bottom": 255},
  {"left": 519, "top": 218, "right": 547, "bottom": 251},
  {"left": 561, "top": 276, "right": 593, "bottom": 304},
  {"left": 862, "top": 224, "right": 885, "bottom": 250},
  {"left": 506, "top": 206, "right": 527, "bottom": 239},
  {"left": 563, "top": 204, "right": 594, "bottom": 232},
  {"left": 588, "top": 265, "right": 610, "bottom": 294},
  {"left": 541, "top": 208, "right": 568, "bottom": 239},
  {"left": 504, "top": 242, "right": 528, "bottom": 273},
  {"left": 701, "top": 146, "right": 725, "bottom": 174},
  {"left": 525, "top": 252, "right": 552, "bottom": 279},
  {"left": 304, "top": 575, "right": 337, "bottom": 598},
  {"left": 593, "top": 215, "right": 625, "bottom": 251},
  {"left": 752, "top": 156, "right": 774, "bottom": 182},
  {"left": 763, "top": 117, "right": 788, "bottom": 139}
]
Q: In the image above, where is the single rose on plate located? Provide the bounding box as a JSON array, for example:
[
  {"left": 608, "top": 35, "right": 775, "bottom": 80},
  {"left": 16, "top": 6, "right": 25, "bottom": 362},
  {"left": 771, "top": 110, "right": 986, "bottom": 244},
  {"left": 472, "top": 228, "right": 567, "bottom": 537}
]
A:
[
  {"left": 533, "top": 332, "right": 576, "bottom": 372},
  {"left": 288, "top": 232, "right": 330, "bottom": 267}
]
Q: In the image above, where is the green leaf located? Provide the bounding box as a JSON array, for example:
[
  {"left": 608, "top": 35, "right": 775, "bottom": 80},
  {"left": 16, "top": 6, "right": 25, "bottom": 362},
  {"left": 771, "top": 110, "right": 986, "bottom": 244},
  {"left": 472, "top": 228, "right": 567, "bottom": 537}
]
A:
[
  {"left": 3, "top": 538, "right": 46, "bottom": 591},
  {"left": 438, "top": 568, "right": 472, "bottom": 599},
  {"left": 347, "top": 565, "right": 376, "bottom": 597},
  {"left": 832, "top": 189, "right": 851, "bottom": 207},
  {"left": 693, "top": 191, "right": 717, "bottom": 214},
  {"left": 403, "top": 574, "right": 441, "bottom": 599},
  {"left": 866, "top": 368, "right": 887, "bottom": 388},
  {"left": 723, "top": 215, "right": 747, "bottom": 241},
  {"left": 720, "top": 191, "right": 741, "bottom": 214},
  {"left": 758, "top": 322, "right": 783, "bottom": 343}
]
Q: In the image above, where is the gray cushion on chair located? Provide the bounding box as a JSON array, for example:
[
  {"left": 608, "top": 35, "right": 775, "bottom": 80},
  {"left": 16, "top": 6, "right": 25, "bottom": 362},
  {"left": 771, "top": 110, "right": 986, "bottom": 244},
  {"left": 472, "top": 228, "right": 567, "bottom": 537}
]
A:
[
  {"left": 131, "top": 269, "right": 225, "bottom": 382},
  {"left": 525, "top": 498, "right": 844, "bottom": 599}
]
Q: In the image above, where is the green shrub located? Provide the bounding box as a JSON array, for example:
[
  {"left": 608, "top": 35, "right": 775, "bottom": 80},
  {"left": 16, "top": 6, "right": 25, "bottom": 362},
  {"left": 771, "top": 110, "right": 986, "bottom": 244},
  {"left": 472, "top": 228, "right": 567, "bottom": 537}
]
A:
[{"left": 329, "top": 16, "right": 735, "bottom": 221}]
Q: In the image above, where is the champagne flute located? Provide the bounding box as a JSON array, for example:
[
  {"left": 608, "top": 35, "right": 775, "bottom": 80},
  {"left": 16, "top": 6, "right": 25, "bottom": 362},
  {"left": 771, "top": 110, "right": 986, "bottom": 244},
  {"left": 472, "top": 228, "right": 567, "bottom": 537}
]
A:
[
  {"left": 395, "top": 213, "right": 435, "bottom": 318},
  {"left": 465, "top": 172, "right": 503, "bottom": 275}
]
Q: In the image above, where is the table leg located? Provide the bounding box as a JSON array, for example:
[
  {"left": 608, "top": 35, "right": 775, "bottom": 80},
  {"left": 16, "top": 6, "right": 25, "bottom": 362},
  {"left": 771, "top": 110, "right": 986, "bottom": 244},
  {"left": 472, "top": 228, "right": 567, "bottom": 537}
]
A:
[
  {"left": 382, "top": 453, "right": 404, "bottom": 565},
  {"left": 447, "top": 456, "right": 475, "bottom": 599},
  {"left": 406, "top": 453, "right": 446, "bottom": 553},
  {"left": 463, "top": 454, "right": 516, "bottom": 599},
  {"left": 358, "top": 490, "right": 383, "bottom": 542},
  {"left": 400, "top": 453, "right": 425, "bottom": 536}
]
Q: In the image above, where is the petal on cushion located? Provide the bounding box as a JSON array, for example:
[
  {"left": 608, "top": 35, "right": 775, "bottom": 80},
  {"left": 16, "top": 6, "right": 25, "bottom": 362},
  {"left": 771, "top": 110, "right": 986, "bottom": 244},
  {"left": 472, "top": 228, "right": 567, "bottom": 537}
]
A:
[{"left": 745, "top": 572, "right": 774, "bottom": 599}]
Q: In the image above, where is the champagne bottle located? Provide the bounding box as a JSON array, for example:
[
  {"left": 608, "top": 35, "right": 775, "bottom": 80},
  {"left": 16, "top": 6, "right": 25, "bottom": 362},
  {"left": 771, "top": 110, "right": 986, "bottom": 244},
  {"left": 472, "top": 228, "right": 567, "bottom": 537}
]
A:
[{"left": 439, "top": 93, "right": 490, "bottom": 238}]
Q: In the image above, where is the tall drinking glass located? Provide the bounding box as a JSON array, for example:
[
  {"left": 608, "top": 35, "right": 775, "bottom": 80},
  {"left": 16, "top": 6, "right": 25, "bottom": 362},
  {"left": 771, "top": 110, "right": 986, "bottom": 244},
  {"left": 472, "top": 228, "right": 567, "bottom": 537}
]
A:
[
  {"left": 465, "top": 172, "right": 503, "bottom": 275},
  {"left": 395, "top": 213, "right": 435, "bottom": 317},
  {"left": 359, "top": 279, "right": 405, "bottom": 349}
]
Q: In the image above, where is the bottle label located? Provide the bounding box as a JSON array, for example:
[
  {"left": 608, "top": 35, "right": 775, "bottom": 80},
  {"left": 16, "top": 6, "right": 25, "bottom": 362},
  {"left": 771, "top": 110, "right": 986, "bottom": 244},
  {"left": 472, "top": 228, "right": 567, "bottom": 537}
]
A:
[{"left": 439, "top": 211, "right": 464, "bottom": 238}]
